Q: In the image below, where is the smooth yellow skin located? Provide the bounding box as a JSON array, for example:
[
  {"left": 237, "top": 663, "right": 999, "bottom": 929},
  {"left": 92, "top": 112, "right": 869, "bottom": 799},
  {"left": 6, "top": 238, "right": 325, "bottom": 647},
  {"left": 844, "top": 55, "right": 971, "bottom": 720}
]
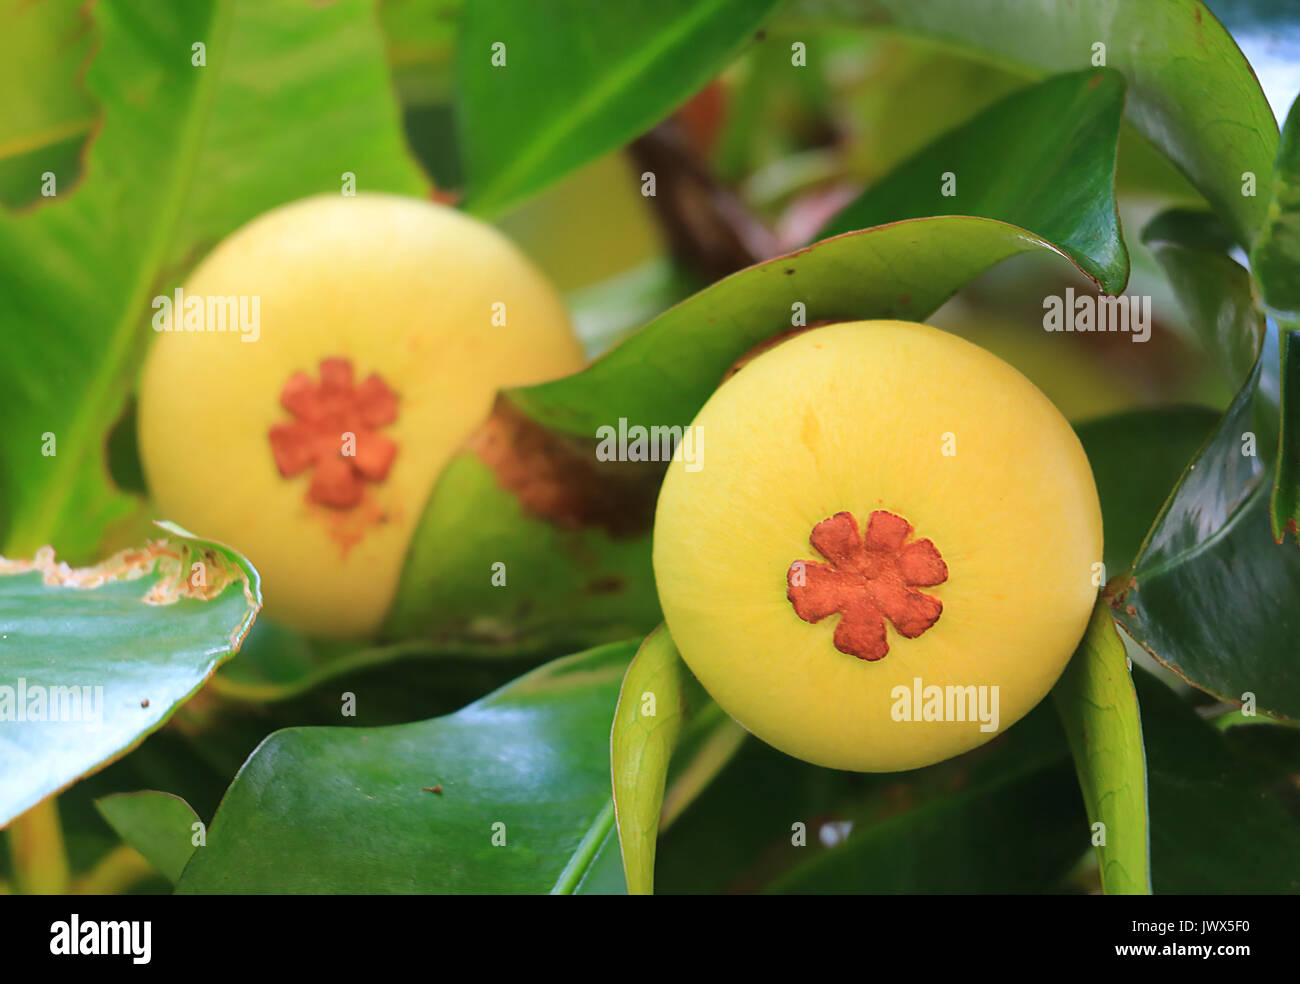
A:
[
  {"left": 138, "top": 194, "right": 584, "bottom": 637},
  {"left": 653, "top": 321, "right": 1103, "bottom": 772}
]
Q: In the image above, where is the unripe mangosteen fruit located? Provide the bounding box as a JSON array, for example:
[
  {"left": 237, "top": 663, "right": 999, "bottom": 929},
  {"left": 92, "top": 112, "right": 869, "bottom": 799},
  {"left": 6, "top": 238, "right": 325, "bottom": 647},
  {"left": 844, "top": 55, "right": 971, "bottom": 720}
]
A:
[
  {"left": 652, "top": 320, "right": 1103, "bottom": 772},
  {"left": 138, "top": 194, "right": 585, "bottom": 637}
]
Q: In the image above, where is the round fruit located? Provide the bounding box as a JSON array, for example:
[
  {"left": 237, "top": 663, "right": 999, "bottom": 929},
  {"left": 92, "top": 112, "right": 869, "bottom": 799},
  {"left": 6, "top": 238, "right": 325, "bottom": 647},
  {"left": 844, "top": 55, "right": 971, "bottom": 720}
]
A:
[
  {"left": 138, "top": 193, "right": 585, "bottom": 637},
  {"left": 652, "top": 320, "right": 1102, "bottom": 772}
]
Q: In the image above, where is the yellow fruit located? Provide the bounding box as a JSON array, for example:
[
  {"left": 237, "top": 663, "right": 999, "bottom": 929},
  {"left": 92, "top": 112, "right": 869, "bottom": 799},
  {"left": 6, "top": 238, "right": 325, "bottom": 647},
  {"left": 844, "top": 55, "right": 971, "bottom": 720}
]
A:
[
  {"left": 653, "top": 321, "right": 1102, "bottom": 772},
  {"left": 138, "top": 193, "right": 584, "bottom": 637}
]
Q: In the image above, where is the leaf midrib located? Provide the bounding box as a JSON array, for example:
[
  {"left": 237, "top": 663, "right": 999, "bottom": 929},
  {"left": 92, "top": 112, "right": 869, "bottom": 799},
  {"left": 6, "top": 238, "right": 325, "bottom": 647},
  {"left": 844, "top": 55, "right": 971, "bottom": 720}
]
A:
[
  {"left": 15, "top": 0, "right": 237, "bottom": 553},
  {"left": 466, "top": 0, "right": 748, "bottom": 214}
]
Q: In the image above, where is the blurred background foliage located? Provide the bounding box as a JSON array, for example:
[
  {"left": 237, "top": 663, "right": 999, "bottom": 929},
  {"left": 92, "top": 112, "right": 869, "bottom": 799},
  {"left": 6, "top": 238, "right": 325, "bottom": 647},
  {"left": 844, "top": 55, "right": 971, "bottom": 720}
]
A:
[{"left": 2, "top": 0, "right": 1298, "bottom": 895}]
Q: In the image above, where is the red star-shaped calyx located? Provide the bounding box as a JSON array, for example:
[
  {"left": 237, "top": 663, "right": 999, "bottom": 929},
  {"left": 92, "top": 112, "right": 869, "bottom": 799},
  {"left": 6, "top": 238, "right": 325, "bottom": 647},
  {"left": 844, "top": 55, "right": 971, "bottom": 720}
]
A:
[
  {"left": 267, "top": 357, "right": 399, "bottom": 509},
  {"left": 787, "top": 510, "right": 948, "bottom": 661}
]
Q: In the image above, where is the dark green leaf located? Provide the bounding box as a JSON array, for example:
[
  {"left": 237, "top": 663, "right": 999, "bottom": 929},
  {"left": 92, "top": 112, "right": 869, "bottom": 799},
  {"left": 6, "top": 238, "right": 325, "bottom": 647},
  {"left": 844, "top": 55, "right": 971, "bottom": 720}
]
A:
[
  {"left": 821, "top": 69, "right": 1129, "bottom": 294},
  {"left": 1135, "top": 667, "right": 1300, "bottom": 892},
  {"left": 1143, "top": 209, "right": 1265, "bottom": 389},
  {"left": 1252, "top": 93, "right": 1300, "bottom": 311},
  {"left": 458, "top": 0, "right": 780, "bottom": 215},
  {"left": 176, "top": 641, "right": 635, "bottom": 893},
  {"left": 1249, "top": 93, "right": 1300, "bottom": 540},
  {"left": 657, "top": 704, "right": 1086, "bottom": 894},
  {"left": 1275, "top": 326, "right": 1300, "bottom": 540},
  {"left": 1076, "top": 406, "right": 1220, "bottom": 576},
  {"left": 0, "top": 523, "right": 261, "bottom": 827},
  {"left": 797, "top": 0, "right": 1278, "bottom": 245},
  {"left": 1112, "top": 328, "right": 1300, "bottom": 719},
  {"left": 1050, "top": 602, "right": 1151, "bottom": 895}
]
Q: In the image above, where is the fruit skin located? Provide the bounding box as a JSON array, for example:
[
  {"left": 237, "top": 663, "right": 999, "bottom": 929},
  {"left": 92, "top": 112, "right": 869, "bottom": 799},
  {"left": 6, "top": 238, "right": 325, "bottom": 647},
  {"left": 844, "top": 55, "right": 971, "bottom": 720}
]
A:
[
  {"left": 652, "top": 320, "right": 1103, "bottom": 772},
  {"left": 138, "top": 193, "right": 584, "bottom": 637}
]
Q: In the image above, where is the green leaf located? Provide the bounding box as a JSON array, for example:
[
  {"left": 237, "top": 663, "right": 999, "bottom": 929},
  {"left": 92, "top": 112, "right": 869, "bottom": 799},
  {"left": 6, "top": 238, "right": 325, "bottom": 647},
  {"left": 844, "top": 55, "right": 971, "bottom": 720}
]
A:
[
  {"left": 509, "top": 215, "right": 1123, "bottom": 439},
  {"left": 0, "top": 0, "right": 97, "bottom": 209},
  {"left": 0, "top": 0, "right": 426, "bottom": 562},
  {"left": 1112, "top": 327, "right": 1300, "bottom": 720},
  {"left": 1134, "top": 667, "right": 1300, "bottom": 892},
  {"left": 610, "top": 628, "right": 684, "bottom": 894},
  {"left": 1249, "top": 92, "right": 1300, "bottom": 541},
  {"left": 458, "top": 0, "right": 781, "bottom": 215},
  {"left": 176, "top": 641, "right": 636, "bottom": 893},
  {"left": 0, "top": 524, "right": 261, "bottom": 827},
  {"left": 93, "top": 791, "right": 200, "bottom": 886},
  {"left": 384, "top": 452, "right": 661, "bottom": 653},
  {"left": 1050, "top": 601, "right": 1151, "bottom": 895},
  {"left": 1076, "top": 406, "right": 1220, "bottom": 576},
  {"left": 758, "top": 706, "right": 1085, "bottom": 894},
  {"left": 1142, "top": 209, "right": 1265, "bottom": 389},
  {"left": 821, "top": 69, "right": 1129, "bottom": 294},
  {"left": 1252, "top": 93, "right": 1300, "bottom": 311},
  {"left": 798, "top": 0, "right": 1278, "bottom": 246},
  {"left": 1275, "top": 326, "right": 1300, "bottom": 540}
]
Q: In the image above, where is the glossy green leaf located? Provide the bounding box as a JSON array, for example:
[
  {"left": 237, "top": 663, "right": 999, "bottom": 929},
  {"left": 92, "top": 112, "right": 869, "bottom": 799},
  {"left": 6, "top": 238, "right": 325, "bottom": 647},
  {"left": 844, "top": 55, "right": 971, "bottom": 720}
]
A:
[
  {"left": 0, "top": 0, "right": 426, "bottom": 562},
  {"left": 94, "top": 791, "right": 200, "bottom": 885},
  {"left": 1252, "top": 93, "right": 1300, "bottom": 311},
  {"left": 1249, "top": 92, "right": 1300, "bottom": 541},
  {"left": 752, "top": 706, "right": 1085, "bottom": 894},
  {"left": 822, "top": 69, "right": 1129, "bottom": 294},
  {"left": 0, "top": 0, "right": 97, "bottom": 210},
  {"left": 508, "top": 215, "right": 1122, "bottom": 438},
  {"left": 1275, "top": 326, "right": 1300, "bottom": 540},
  {"left": 1142, "top": 209, "right": 1265, "bottom": 389},
  {"left": 1112, "top": 328, "right": 1300, "bottom": 719},
  {"left": 458, "top": 0, "right": 780, "bottom": 215},
  {"left": 176, "top": 641, "right": 636, "bottom": 893},
  {"left": 0, "top": 524, "right": 261, "bottom": 827},
  {"left": 1134, "top": 667, "right": 1300, "bottom": 892},
  {"left": 799, "top": 0, "right": 1278, "bottom": 246},
  {"left": 384, "top": 453, "right": 661, "bottom": 653},
  {"left": 1076, "top": 406, "right": 1220, "bottom": 576},
  {"left": 1050, "top": 601, "right": 1151, "bottom": 895}
]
